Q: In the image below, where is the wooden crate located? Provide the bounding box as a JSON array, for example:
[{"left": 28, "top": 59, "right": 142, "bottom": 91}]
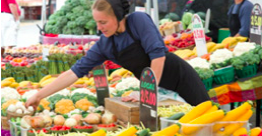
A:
[{"left": 105, "top": 97, "right": 184, "bottom": 125}]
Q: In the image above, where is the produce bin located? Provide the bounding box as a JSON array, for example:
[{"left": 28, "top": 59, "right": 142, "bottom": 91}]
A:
[
  {"left": 160, "top": 117, "right": 178, "bottom": 130},
  {"left": 202, "top": 77, "right": 213, "bottom": 91},
  {"left": 214, "top": 66, "right": 235, "bottom": 85},
  {"left": 180, "top": 123, "right": 214, "bottom": 136},
  {"left": 214, "top": 121, "right": 249, "bottom": 136},
  {"left": 235, "top": 64, "right": 258, "bottom": 78},
  {"left": 1, "top": 116, "right": 9, "bottom": 130}
]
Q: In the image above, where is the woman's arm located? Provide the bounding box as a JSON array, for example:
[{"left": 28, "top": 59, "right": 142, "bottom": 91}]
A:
[
  {"left": 26, "top": 70, "right": 78, "bottom": 109},
  {"left": 151, "top": 56, "right": 166, "bottom": 85}
]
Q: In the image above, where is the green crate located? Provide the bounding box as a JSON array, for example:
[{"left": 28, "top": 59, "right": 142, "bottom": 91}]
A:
[
  {"left": 236, "top": 64, "right": 258, "bottom": 78},
  {"left": 202, "top": 77, "right": 213, "bottom": 90},
  {"left": 214, "top": 66, "right": 235, "bottom": 85}
]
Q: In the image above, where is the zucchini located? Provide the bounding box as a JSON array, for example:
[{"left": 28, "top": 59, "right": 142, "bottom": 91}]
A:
[
  {"left": 167, "top": 112, "right": 185, "bottom": 120},
  {"left": 136, "top": 129, "right": 149, "bottom": 136}
]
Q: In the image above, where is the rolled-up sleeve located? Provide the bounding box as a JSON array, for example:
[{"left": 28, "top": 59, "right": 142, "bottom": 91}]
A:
[
  {"left": 130, "top": 12, "right": 167, "bottom": 60},
  {"left": 238, "top": 3, "right": 253, "bottom": 37},
  {"left": 71, "top": 42, "right": 106, "bottom": 78}
]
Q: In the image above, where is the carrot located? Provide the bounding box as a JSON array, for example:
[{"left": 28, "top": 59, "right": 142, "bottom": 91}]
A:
[
  {"left": 110, "top": 82, "right": 118, "bottom": 88},
  {"left": 201, "top": 53, "right": 211, "bottom": 61}
]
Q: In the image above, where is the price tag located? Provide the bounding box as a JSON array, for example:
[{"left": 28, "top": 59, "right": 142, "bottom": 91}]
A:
[
  {"left": 140, "top": 67, "right": 158, "bottom": 131},
  {"left": 192, "top": 14, "right": 208, "bottom": 56},
  {"left": 92, "top": 64, "right": 109, "bottom": 106},
  {"left": 42, "top": 48, "right": 49, "bottom": 61},
  {"left": 250, "top": 3, "right": 262, "bottom": 45}
]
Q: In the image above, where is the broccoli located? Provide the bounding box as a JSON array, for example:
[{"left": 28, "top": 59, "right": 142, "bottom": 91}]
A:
[
  {"left": 194, "top": 67, "right": 214, "bottom": 80},
  {"left": 258, "top": 49, "right": 262, "bottom": 59},
  {"left": 72, "top": 27, "right": 85, "bottom": 35},
  {"left": 231, "top": 57, "right": 246, "bottom": 70},
  {"left": 242, "top": 52, "right": 260, "bottom": 65},
  {"left": 76, "top": 16, "right": 89, "bottom": 26},
  {"left": 71, "top": 93, "right": 98, "bottom": 106},
  {"left": 47, "top": 94, "right": 68, "bottom": 105},
  {"left": 72, "top": 6, "right": 85, "bottom": 14}
]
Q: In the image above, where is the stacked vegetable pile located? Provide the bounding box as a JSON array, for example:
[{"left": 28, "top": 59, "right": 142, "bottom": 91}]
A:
[{"left": 45, "top": 0, "right": 96, "bottom": 35}]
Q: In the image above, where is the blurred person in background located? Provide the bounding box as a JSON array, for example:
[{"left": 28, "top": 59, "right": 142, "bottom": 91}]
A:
[
  {"left": 1, "top": 0, "right": 21, "bottom": 55},
  {"left": 228, "top": 0, "right": 253, "bottom": 37}
]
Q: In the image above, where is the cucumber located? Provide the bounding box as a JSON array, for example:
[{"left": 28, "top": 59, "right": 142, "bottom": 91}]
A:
[
  {"left": 167, "top": 112, "right": 185, "bottom": 120},
  {"left": 136, "top": 129, "right": 149, "bottom": 136}
]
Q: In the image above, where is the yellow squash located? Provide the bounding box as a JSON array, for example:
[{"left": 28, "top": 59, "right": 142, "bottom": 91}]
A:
[
  {"left": 90, "top": 129, "right": 107, "bottom": 136},
  {"left": 179, "top": 101, "right": 213, "bottom": 123},
  {"left": 182, "top": 110, "right": 225, "bottom": 135},
  {"left": 152, "top": 123, "right": 181, "bottom": 136},
  {"left": 213, "top": 101, "right": 252, "bottom": 132},
  {"left": 233, "top": 127, "right": 247, "bottom": 136},
  {"left": 250, "top": 127, "right": 262, "bottom": 136},
  {"left": 117, "top": 126, "right": 138, "bottom": 136}
]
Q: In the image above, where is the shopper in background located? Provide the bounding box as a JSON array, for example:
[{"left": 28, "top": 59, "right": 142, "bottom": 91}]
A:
[
  {"left": 228, "top": 0, "right": 253, "bottom": 37},
  {"left": 26, "top": 0, "right": 210, "bottom": 109},
  {"left": 1, "top": 0, "right": 20, "bottom": 49}
]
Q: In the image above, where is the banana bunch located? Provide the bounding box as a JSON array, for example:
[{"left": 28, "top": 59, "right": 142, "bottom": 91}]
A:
[
  {"left": 236, "top": 36, "right": 248, "bottom": 42},
  {"left": 109, "top": 68, "right": 132, "bottom": 79},
  {"left": 85, "top": 77, "right": 94, "bottom": 86},
  {"left": 39, "top": 75, "right": 57, "bottom": 87},
  {"left": 74, "top": 77, "right": 89, "bottom": 85},
  {"left": 221, "top": 37, "right": 238, "bottom": 48},
  {"left": 174, "top": 49, "right": 194, "bottom": 59},
  {"left": 1, "top": 77, "right": 19, "bottom": 88}
]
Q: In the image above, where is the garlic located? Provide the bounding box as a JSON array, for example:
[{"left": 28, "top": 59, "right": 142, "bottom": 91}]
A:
[
  {"left": 7, "top": 104, "right": 16, "bottom": 112},
  {"left": 27, "top": 106, "right": 34, "bottom": 113},
  {"left": 16, "top": 109, "right": 23, "bottom": 114}
]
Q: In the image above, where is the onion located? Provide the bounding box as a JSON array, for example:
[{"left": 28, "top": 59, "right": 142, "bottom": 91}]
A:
[
  {"left": 21, "top": 115, "right": 31, "bottom": 129},
  {"left": 64, "top": 118, "right": 77, "bottom": 127},
  {"left": 53, "top": 115, "right": 65, "bottom": 126},
  {"left": 71, "top": 114, "right": 82, "bottom": 125},
  {"left": 102, "top": 110, "right": 117, "bottom": 124},
  {"left": 30, "top": 116, "right": 45, "bottom": 128},
  {"left": 41, "top": 115, "right": 53, "bottom": 127},
  {"left": 84, "top": 113, "right": 101, "bottom": 124}
]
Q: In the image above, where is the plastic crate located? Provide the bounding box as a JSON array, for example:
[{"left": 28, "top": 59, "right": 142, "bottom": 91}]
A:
[
  {"left": 160, "top": 117, "right": 178, "bottom": 130},
  {"left": 236, "top": 64, "right": 258, "bottom": 78},
  {"left": 202, "top": 77, "right": 213, "bottom": 90},
  {"left": 214, "top": 121, "right": 249, "bottom": 136},
  {"left": 214, "top": 66, "right": 235, "bottom": 85},
  {"left": 180, "top": 123, "right": 214, "bottom": 136}
]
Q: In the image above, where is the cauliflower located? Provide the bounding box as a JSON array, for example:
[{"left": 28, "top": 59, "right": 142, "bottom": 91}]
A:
[
  {"left": 187, "top": 57, "right": 211, "bottom": 69},
  {"left": 115, "top": 77, "right": 140, "bottom": 91},
  {"left": 22, "top": 90, "right": 38, "bottom": 100},
  {"left": 37, "top": 99, "right": 51, "bottom": 111},
  {"left": 75, "top": 99, "right": 94, "bottom": 111},
  {"left": 209, "top": 49, "right": 233, "bottom": 64},
  {"left": 49, "top": 89, "right": 70, "bottom": 97},
  {"left": 71, "top": 88, "right": 96, "bottom": 97},
  {"left": 55, "top": 99, "right": 75, "bottom": 114},
  {"left": 233, "top": 42, "right": 256, "bottom": 56},
  {"left": 1, "top": 87, "right": 20, "bottom": 100},
  {"left": 2, "top": 99, "right": 19, "bottom": 110}
]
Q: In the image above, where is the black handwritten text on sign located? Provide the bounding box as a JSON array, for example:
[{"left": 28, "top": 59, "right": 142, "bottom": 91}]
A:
[
  {"left": 139, "top": 67, "right": 158, "bottom": 131},
  {"left": 250, "top": 3, "right": 262, "bottom": 45},
  {"left": 93, "top": 65, "right": 109, "bottom": 106}
]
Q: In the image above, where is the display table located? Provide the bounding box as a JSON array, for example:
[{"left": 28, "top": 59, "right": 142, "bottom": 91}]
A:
[{"left": 41, "top": 35, "right": 100, "bottom": 45}]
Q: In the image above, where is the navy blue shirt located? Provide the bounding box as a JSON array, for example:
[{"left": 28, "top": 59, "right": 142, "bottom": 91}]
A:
[
  {"left": 228, "top": 0, "right": 253, "bottom": 37},
  {"left": 71, "top": 12, "right": 168, "bottom": 78}
]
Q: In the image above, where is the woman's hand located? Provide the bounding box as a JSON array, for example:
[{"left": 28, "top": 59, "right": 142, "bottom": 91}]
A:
[
  {"left": 25, "top": 94, "right": 41, "bottom": 110},
  {"left": 25, "top": 70, "right": 78, "bottom": 109}
]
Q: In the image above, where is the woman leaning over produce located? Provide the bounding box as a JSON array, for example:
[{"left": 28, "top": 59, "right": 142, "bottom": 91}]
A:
[{"left": 26, "top": 0, "right": 210, "bottom": 109}]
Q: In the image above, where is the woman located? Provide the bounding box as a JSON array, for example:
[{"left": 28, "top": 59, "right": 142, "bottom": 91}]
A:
[{"left": 26, "top": 0, "right": 209, "bottom": 109}]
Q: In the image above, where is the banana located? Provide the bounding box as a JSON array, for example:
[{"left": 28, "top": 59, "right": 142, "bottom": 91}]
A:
[
  {"left": 3, "top": 77, "right": 15, "bottom": 82},
  {"left": 236, "top": 36, "right": 248, "bottom": 42},
  {"left": 209, "top": 43, "right": 226, "bottom": 53},
  {"left": 1, "top": 80, "right": 12, "bottom": 87},
  {"left": 221, "top": 37, "right": 238, "bottom": 48},
  {"left": 40, "top": 77, "right": 57, "bottom": 87},
  {"left": 206, "top": 42, "right": 216, "bottom": 53},
  {"left": 19, "top": 81, "right": 32, "bottom": 87},
  {"left": 74, "top": 78, "right": 85, "bottom": 84},
  {"left": 10, "top": 82, "right": 19, "bottom": 88},
  {"left": 39, "top": 75, "right": 52, "bottom": 84}
]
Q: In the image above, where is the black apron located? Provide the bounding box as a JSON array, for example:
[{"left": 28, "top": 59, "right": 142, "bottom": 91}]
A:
[
  {"left": 111, "top": 20, "right": 210, "bottom": 106},
  {"left": 229, "top": 0, "right": 245, "bottom": 36}
]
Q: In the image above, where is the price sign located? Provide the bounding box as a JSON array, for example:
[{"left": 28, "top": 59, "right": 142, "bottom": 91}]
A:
[
  {"left": 140, "top": 67, "right": 158, "bottom": 131},
  {"left": 92, "top": 64, "right": 109, "bottom": 106},
  {"left": 192, "top": 14, "right": 208, "bottom": 56},
  {"left": 250, "top": 3, "right": 262, "bottom": 45},
  {"left": 42, "top": 48, "right": 49, "bottom": 61}
]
